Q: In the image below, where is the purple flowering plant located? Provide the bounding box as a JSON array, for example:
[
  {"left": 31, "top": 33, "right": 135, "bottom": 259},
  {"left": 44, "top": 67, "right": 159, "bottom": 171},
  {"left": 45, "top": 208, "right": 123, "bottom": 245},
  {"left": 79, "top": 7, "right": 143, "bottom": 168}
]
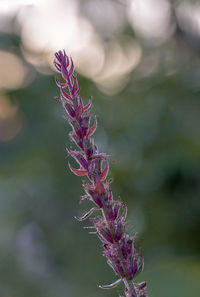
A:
[{"left": 54, "top": 50, "right": 148, "bottom": 297}]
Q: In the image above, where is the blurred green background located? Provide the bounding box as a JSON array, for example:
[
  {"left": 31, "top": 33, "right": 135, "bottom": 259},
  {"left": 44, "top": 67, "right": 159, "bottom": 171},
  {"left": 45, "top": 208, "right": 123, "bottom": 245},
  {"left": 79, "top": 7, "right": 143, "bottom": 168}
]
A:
[{"left": 0, "top": 0, "right": 200, "bottom": 296}]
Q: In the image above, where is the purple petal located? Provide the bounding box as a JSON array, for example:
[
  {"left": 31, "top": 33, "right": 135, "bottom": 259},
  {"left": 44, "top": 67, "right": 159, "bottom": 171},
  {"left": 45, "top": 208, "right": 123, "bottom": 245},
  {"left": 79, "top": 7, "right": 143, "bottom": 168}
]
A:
[
  {"left": 68, "top": 162, "right": 87, "bottom": 176},
  {"left": 79, "top": 195, "right": 90, "bottom": 204},
  {"left": 72, "top": 75, "right": 80, "bottom": 96},
  {"left": 83, "top": 96, "right": 92, "bottom": 111},
  {"left": 55, "top": 78, "right": 68, "bottom": 88},
  {"left": 87, "top": 116, "right": 97, "bottom": 137},
  {"left": 100, "top": 161, "right": 109, "bottom": 181},
  {"left": 68, "top": 58, "right": 74, "bottom": 76},
  {"left": 64, "top": 102, "right": 75, "bottom": 117}
]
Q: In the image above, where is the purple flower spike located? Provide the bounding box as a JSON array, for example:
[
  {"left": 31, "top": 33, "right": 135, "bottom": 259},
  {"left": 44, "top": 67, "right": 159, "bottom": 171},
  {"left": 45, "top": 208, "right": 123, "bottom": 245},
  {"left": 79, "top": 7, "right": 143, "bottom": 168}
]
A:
[{"left": 53, "top": 50, "right": 148, "bottom": 297}]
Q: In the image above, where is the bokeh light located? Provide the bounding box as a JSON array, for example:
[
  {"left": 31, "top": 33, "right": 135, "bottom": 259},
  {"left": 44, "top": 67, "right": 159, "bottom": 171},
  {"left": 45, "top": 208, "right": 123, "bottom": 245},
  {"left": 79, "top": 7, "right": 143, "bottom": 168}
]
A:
[
  {"left": 93, "top": 36, "right": 142, "bottom": 95},
  {"left": 0, "top": 51, "right": 29, "bottom": 90},
  {"left": 176, "top": 1, "right": 200, "bottom": 38},
  {"left": 81, "top": 0, "right": 126, "bottom": 37},
  {"left": 127, "top": 0, "right": 175, "bottom": 44},
  {"left": 0, "top": 94, "right": 23, "bottom": 141}
]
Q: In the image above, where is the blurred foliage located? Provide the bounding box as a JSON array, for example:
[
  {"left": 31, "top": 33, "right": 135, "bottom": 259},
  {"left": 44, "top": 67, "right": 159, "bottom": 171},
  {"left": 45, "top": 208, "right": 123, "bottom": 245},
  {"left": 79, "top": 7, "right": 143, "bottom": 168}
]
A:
[{"left": 1, "top": 1, "right": 200, "bottom": 297}]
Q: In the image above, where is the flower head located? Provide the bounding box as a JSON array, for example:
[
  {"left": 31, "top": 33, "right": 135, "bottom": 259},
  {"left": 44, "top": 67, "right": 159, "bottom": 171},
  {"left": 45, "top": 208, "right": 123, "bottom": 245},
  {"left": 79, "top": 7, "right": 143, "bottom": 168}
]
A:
[{"left": 54, "top": 50, "right": 148, "bottom": 297}]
